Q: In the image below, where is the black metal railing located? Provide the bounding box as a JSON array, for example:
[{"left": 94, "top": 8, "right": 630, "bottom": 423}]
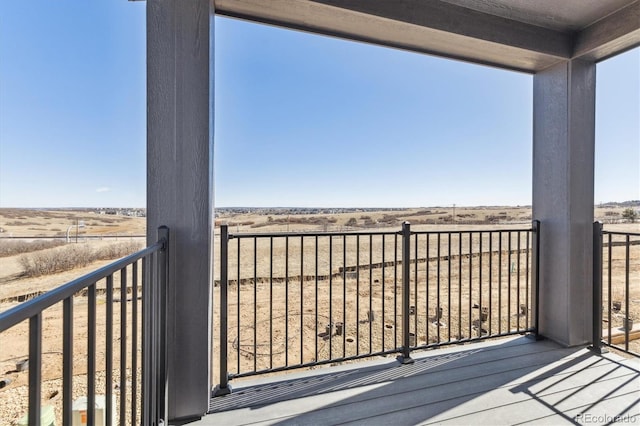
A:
[
  {"left": 213, "top": 221, "right": 539, "bottom": 394},
  {"left": 0, "top": 227, "right": 169, "bottom": 426},
  {"left": 593, "top": 222, "right": 639, "bottom": 356}
]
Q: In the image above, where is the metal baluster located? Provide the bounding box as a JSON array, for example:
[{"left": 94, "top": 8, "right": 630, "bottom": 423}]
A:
[
  {"left": 356, "top": 234, "right": 360, "bottom": 355},
  {"left": 28, "top": 313, "right": 42, "bottom": 426},
  {"left": 479, "top": 232, "right": 483, "bottom": 339},
  {"left": 157, "top": 226, "right": 169, "bottom": 424},
  {"left": 329, "top": 236, "right": 333, "bottom": 359},
  {"left": 120, "top": 266, "right": 128, "bottom": 425},
  {"left": 131, "top": 261, "right": 138, "bottom": 426},
  {"left": 63, "top": 297, "right": 73, "bottom": 426},
  {"left": 314, "top": 236, "right": 318, "bottom": 363},
  {"left": 425, "top": 234, "right": 430, "bottom": 345},
  {"left": 517, "top": 232, "right": 521, "bottom": 332},
  {"left": 285, "top": 236, "right": 289, "bottom": 366},
  {"left": 382, "top": 234, "right": 387, "bottom": 350},
  {"left": 372, "top": 234, "right": 375, "bottom": 353},
  {"left": 457, "top": 232, "right": 461, "bottom": 341},
  {"left": 591, "top": 222, "right": 604, "bottom": 353},
  {"left": 508, "top": 231, "right": 512, "bottom": 332},
  {"left": 489, "top": 232, "right": 493, "bottom": 335},
  {"left": 533, "top": 221, "right": 541, "bottom": 339},
  {"left": 498, "top": 232, "right": 503, "bottom": 334},
  {"left": 525, "top": 231, "right": 530, "bottom": 330},
  {"left": 607, "top": 233, "right": 612, "bottom": 345},
  {"left": 624, "top": 234, "right": 630, "bottom": 352},
  {"left": 300, "top": 236, "right": 304, "bottom": 364},
  {"left": 437, "top": 233, "right": 441, "bottom": 343},
  {"left": 413, "top": 233, "right": 418, "bottom": 347},
  {"left": 254, "top": 237, "right": 258, "bottom": 372},
  {"left": 400, "top": 222, "right": 413, "bottom": 363},
  {"left": 88, "top": 283, "right": 96, "bottom": 426},
  {"left": 142, "top": 254, "right": 151, "bottom": 424},
  {"left": 447, "top": 232, "right": 462, "bottom": 342},
  {"left": 106, "top": 275, "right": 114, "bottom": 426},
  {"left": 343, "top": 235, "right": 347, "bottom": 358},
  {"left": 213, "top": 225, "right": 231, "bottom": 396},
  {"left": 468, "top": 233, "right": 473, "bottom": 339},
  {"left": 237, "top": 237, "right": 241, "bottom": 374},
  {"left": 270, "top": 237, "right": 274, "bottom": 368}
]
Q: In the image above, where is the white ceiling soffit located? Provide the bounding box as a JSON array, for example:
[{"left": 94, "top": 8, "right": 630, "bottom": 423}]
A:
[
  {"left": 214, "top": 0, "right": 640, "bottom": 73},
  {"left": 440, "top": 0, "right": 636, "bottom": 32}
]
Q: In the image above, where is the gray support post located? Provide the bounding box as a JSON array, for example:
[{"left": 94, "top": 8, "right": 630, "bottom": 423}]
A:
[
  {"left": 213, "top": 225, "right": 231, "bottom": 396},
  {"left": 399, "top": 222, "right": 414, "bottom": 364},
  {"left": 533, "top": 59, "right": 596, "bottom": 346},
  {"left": 590, "top": 222, "right": 607, "bottom": 353},
  {"left": 147, "top": 0, "right": 214, "bottom": 421}
]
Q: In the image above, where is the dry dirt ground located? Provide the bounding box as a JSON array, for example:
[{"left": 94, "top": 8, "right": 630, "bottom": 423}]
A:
[{"left": 0, "top": 207, "right": 638, "bottom": 425}]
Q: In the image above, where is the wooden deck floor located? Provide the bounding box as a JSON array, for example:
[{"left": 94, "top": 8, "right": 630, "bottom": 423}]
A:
[{"left": 193, "top": 336, "right": 639, "bottom": 425}]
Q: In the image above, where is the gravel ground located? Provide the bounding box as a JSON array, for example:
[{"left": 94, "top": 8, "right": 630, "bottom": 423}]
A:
[{"left": 0, "top": 368, "right": 143, "bottom": 426}]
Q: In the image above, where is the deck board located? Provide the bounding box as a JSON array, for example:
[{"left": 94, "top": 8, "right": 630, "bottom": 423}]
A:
[{"left": 192, "top": 336, "right": 640, "bottom": 425}]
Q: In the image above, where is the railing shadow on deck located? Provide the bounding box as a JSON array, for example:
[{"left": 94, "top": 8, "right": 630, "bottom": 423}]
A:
[
  {"left": 510, "top": 353, "right": 640, "bottom": 425},
  {"left": 205, "top": 336, "right": 639, "bottom": 425}
]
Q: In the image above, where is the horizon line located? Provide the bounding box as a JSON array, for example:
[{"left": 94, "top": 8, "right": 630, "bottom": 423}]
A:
[{"left": 1, "top": 200, "right": 639, "bottom": 211}]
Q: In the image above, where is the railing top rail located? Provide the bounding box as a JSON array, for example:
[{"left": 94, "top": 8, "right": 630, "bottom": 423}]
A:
[
  {"left": 225, "top": 225, "right": 535, "bottom": 240},
  {"left": 0, "top": 239, "right": 166, "bottom": 333},
  {"left": 0, "top": 235, "right": 146, "bottom": 240},
  {"left": 602, "top": 230, "right": 640, "bottom": 237},
  {"left": 411, "top": 227, "right": 534, "bottom": 235},
  {"left": 227, "top": 230, "right": 400, "bottom": 239}
]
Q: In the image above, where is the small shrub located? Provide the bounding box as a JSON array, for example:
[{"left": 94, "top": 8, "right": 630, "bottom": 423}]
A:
[
  {"left": 19, "top": 245, "right": 93, "bottom": 277},
  {"left": 622, "top": 208, "right": 638, "bottom": 223},
  {"left": 345, "top": 218, "right": 358, "bottom": 227},
  {"left": 95, "top": 242, "right": 142, "bottom": 260},
  {"left": 19, "top": 242, "right": 143, "bottom": 277},
  {"left": 0, "top": 239, "right": 65, "bottom": 257},
  {"left": 5, "top": 220, "right": 40, "bottom": 226}
]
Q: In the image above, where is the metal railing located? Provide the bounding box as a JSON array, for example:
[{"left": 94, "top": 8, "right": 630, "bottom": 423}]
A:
[
  {"left": 0, "top": 227, "right": 169, "bottom": 426},
  {"left": 214, "top": 221, "right": 539, "bottom": 394},
  {"left": 593, "top": 222, "right": 640, "bottom": 356}
]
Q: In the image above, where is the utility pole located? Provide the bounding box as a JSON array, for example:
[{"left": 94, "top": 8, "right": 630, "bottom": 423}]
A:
[{"left": 453, "top": 204, "right": 456, "bottom": 223}]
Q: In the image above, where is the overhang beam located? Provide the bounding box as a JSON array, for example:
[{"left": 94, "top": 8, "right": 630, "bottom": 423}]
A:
[
  {"left": 214, "top": 0, "right": 573, "bottom": 73},
  {"left": 573, "top": 1, "right": 640, "bottom": 62}
]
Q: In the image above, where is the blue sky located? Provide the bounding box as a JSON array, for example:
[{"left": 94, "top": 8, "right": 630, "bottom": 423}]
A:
[{"left": 0, "top": 1, "right": 638, "bottom": 208}]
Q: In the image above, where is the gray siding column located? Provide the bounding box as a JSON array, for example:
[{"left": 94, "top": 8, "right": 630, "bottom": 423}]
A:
[
  {"left": 533, "top": 59, "right": 596, "bottom": 346},
  {"left": 147, "top": 0, "right": 213, "bottom": 421}
]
